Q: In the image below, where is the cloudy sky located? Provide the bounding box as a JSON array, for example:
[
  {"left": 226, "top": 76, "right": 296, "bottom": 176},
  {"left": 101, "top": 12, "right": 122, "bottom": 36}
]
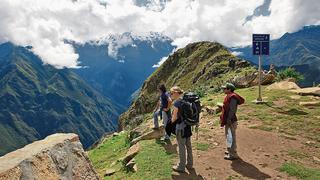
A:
[{"left": 0, "top": 0, "right": 319, "bottom": 68}]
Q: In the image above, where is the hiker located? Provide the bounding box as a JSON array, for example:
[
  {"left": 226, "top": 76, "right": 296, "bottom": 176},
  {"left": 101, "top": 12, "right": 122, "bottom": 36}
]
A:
[
  {"left": 170, "top": 86, "right": 193, "bottom": 172},
  {"left": 153, "top": 100, "right": 161, "bottom": 129},
  {"left": 153, "top": 84, "right": 172, "bottom": 139},
  {"left": 220, "top": 83, "right": 245, "bottom": 160}
]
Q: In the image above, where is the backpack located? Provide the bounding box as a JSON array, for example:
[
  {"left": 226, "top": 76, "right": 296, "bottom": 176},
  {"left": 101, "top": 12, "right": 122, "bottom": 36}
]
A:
[{"left": 179, "top": 92, "right": 201, "bottom": 126}]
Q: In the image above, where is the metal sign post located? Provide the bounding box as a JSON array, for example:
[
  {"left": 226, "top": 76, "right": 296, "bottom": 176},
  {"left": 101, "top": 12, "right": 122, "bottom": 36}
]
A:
[
  {"left": 258, "top": 55, "right": 262, "bottom": 101},
  {"left": 252, "top": 34, "right": 270, "bottom": 103}
]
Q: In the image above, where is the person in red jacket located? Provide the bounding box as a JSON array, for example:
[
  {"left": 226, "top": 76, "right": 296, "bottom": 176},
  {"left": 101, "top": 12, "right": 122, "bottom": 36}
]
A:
[{"left": 220, "top": 83, "right": 245, "bottom": 160}]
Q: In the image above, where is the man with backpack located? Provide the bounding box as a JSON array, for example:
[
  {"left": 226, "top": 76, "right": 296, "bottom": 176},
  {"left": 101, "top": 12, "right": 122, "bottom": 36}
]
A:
[
  {"left": 220, "top": 83, "right": 245, "bottom": 160},
  {"left": 170, "top": 86, "right": 201, "bottom": 173}
]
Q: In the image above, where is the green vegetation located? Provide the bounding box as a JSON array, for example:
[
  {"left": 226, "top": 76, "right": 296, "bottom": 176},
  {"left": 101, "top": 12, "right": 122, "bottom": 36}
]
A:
[
  {"left": 89, "top": 133, "right": 175, "bottom": 180},
  {"left": 279, "top": 162, "right": 320, "bottom": 180},
  {"left": 195, "top": 142, "right": 211, "bottom": 151},
  {"left": 88, "top": 132, "right": 130, "bottom": 178},
  {"left": 203, "top": 86, "right": 320, "bottom": 144},
  {"left": 0, "top": 43, "right": 121, "bottom": 156},
  {"left": 121, "top": 41, "right": 256, "bottom": 129},
  {"left": 286, "top": 149, "right": 309, "bottom": 159},
  {"left": 276, "top": 67, "right": 304, "bottom": 82}
]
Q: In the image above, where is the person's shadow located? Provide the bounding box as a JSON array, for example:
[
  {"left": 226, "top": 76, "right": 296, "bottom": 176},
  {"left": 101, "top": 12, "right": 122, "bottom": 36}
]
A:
[
  {"left": 172, "top": 167, "right": 204, "bottom": 180},
  {"left": 231, "top": 158, "right": 271, "bottom": 180},
  {"left": 155, "top": 139, "right": 204, "bottom": 179},
  {"left": 155, "top": 138, "right": 177, "bottom": 154}
]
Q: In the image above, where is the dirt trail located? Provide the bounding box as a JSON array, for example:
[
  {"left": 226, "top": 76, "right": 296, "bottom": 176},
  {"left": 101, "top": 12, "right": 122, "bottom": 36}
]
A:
[{"left": 166, "top": 116, "right": 320, "bottom": 180}]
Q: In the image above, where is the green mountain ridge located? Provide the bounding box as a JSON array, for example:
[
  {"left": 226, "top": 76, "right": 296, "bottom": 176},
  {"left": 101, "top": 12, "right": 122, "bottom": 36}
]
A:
[
  {"left": 0, "top": 43, "right": 121, "bottom": 156},
  {"left": 120, "top": 41, "right": 256, "bottom": 129},
  {"left": 234, "top": 25, "right": 320, "bottom": 87}
]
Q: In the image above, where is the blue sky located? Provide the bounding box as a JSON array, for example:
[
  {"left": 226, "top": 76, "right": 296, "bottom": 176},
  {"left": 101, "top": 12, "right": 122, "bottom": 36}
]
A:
[{"left": 0, "top": 0, "right": 319, "bottom": 68}]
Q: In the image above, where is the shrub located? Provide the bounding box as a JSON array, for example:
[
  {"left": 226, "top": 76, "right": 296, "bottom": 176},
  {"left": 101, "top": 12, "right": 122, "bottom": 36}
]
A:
[{"left": 276, "top": 67, "right": 304, "bottom": 82}]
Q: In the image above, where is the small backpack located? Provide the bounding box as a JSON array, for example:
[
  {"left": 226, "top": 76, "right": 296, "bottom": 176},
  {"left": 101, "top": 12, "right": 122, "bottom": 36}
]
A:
[{"left": 179, "top": 92, "right": 201, "bottom": 126}]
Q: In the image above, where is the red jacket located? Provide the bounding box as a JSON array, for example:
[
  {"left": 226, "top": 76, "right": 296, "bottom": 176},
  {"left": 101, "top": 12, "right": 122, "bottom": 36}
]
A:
[{"left": 220, "top": 92, "right": 245, "bottom": 127}]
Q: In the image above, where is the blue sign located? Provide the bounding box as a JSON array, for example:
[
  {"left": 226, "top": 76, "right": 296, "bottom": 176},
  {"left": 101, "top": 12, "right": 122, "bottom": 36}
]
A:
[{"left": 252, "top": 34, "right": 270, "bottom": 55}]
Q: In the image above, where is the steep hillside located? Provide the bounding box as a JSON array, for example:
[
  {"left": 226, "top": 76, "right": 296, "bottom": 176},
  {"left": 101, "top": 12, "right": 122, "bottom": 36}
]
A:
[
  {"left": 0, "top": 43, "right": 121, "bottom": 156},
  {"left": 120, "top": 41, "right": 255, "bottom": 129},
  {"left": 90, "top": 86, "right": 320, "bottom": 180},
  {"left": 234, "top": 25, "right": 320, "bottom": 87},
  {"left": 73, "top": 33, "right": 174, "bottom": 107}
]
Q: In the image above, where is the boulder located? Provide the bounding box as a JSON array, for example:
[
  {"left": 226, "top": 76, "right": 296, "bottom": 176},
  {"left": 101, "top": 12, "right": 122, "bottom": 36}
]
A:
[
  {"left": 122, "top": 143, "right": 140, "bottom": 164},
  {"left": 290, "top": 87, "right": 320, "bottom": 97},
  {"left": 0, "top": 133, "right": 99, "bottom": 180},
  {"left": 266, "top": 79, "right": 301, "bottom": 90},
  {"left": 232, "top": 72, "right": 275, "bottom": 88},
  {"left": 299, "top": 101, "right": 320, "bottom": 107},
  {"left": 131, "top": 126, "right": 165, "bottom": 145}
]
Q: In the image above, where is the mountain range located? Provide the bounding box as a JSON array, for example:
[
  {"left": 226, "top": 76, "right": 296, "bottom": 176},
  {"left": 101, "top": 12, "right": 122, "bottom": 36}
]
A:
[
  {"left": 73, "top": 33, "right": 174, "bottom": 107},
  {"left": 0, "top": 43, "right": 121, "bottom": 156},
  {"left": 233, "top": 25, "right": 320, "bottom": 87},
  {"left": 1, "top": 26, "right": 319, "bottom": 156}
]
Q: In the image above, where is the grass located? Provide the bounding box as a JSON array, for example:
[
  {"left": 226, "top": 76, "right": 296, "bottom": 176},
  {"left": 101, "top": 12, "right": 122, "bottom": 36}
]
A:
[
  {"left": 279, "top": 162, "right": 320, "bottom": 180},
  {"left": 195, "top": 142, "right": 211, "bottom": 151},
  {"left": 128, "top": 139, "right": 175, "bottom": 179},
  {"left": 202, "top": 86, "right": 320, "bottom": 144},
  {"left": 287, "top": 149, "right": 309, "bottom": 159},
  {"left": 89, "top": 132, "right": 175, "bottom": 180},
  {"left": 88, "top": 132, "right": 130, "bottom": 179}
]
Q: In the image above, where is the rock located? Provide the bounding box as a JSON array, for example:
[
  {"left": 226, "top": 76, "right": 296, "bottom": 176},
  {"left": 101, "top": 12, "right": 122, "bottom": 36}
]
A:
[
  {"left": 113, "top": 132, "right": 119, "bottom": 137},
  {"left": 131, "top": 126, "right": 165, "bottom": 145},
  {"left": 104, "top": 169, "right": 116, "bottom": 176},
  {"left": 313, "top": 156, "right": 320, "bottom": 163},
  {"left": 203, "top": 106, "right": 221, "bottom": 115},
  {"left": 266, "top": 79, "right": 301, "bottom": 90},
  {"left": 126, "top": 158, "right": 136, "bottom": 172},
  {"left": 133, "top": 164, "right": 138, "bottom": 172},
  {"left": 290, "top": 87, "right": 320, "bottom": 97},
  {"left": 306, "top": 141, "right": 316, "bottom": 145},
  {"left": 232, "top": 71, "right": 276, "bottom": 88},
  {"left": 213, "top": 142, "right": 219, "bottom": 146},
  {"left": 122, "top": 143, "right": 140, "bottom": 163},
  {"left": 289, "top": 95, "right": 301, "bottom": 100},
  {"left": 0, "top": 133, "right": 99, "bottom": 180},
  {"left": 299, "top": 101, "right": 320, "bottom": 107}
]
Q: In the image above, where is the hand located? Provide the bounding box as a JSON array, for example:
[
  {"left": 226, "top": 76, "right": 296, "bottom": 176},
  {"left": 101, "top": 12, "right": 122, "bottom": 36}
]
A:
[{"left": 163, "top": 108, "right": 168, "bottom": 112}]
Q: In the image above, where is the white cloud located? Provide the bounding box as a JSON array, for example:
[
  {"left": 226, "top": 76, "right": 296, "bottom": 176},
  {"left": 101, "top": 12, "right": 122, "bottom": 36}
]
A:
[
  {"left": 231, "top": 51, "right": 243, "bottom": 56},
  {"left": 0, "top": 0, "right": 319, "bottom": 68},
  {"left": 152, "top": 56, "right": 168, "bottom": 68}
]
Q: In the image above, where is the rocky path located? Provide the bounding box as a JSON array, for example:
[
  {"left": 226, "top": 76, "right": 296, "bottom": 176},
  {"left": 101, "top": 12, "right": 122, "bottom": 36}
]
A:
[{"left": 166, "top": 117, "right": 320, "bottom": 180}]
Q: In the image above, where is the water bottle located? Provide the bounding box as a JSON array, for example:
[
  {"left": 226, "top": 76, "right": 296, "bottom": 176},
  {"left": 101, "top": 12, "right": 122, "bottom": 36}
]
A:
[{"left": 226, "top": 128, "right": 233, "bottom": 148}]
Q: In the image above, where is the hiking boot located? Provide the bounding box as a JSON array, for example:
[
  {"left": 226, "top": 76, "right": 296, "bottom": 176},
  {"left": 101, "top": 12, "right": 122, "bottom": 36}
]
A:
[
  {"left": 172, "top": 166, "right": 185, "bottom": 173},
  {"left": 186, "top": 164, "right": 194, "bottom": 170}
]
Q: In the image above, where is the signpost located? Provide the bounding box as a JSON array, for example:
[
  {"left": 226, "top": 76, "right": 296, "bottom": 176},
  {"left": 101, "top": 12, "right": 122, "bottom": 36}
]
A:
[{"left": 252, "top": 34, "right": 270, "bottom": 103}]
